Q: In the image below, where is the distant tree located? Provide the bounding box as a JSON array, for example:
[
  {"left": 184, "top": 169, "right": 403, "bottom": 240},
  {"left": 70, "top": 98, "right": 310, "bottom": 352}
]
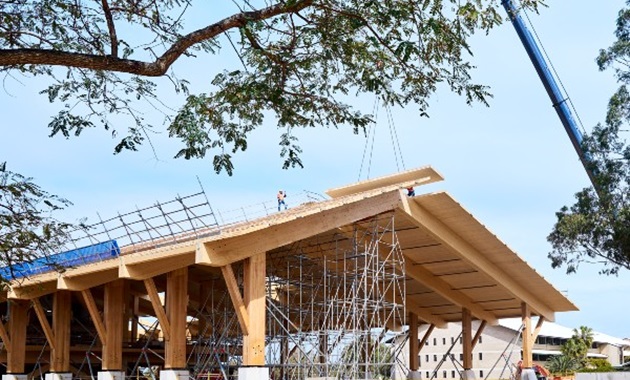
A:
[
  {"left": 560, "top": 326, "right": 594, "bottom": 368},
  {"left": 0, "top": 162, "right": 74, "bottom": 283},
  {"left": 0, "top": 0, "right": 544, "bottom": 175},
  {"left": 547, "top": 4, "right": 630, "bottom": 275}
]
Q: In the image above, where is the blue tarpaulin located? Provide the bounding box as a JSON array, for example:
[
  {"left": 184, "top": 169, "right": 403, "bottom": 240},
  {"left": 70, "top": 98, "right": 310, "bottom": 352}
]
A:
[{"left": 0, "top": 240, "right": 120, "bottom": 280}]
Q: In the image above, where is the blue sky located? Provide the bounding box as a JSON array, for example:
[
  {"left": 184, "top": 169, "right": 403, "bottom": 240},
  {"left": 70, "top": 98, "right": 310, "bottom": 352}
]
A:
[{"left": 2, "top": 1, "right": 629, "bottom": 338}]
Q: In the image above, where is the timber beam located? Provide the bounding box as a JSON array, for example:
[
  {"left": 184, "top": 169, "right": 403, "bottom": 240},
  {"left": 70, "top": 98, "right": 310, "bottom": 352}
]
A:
[
  {"left": 196, "top": 190, "right": 403, "bottom": 267},
  {"left": 58, "top": 268, "right": 119, "bottom": 291},
  {"left": 120, "top": 250, "right": 195, "bottom": 280}
]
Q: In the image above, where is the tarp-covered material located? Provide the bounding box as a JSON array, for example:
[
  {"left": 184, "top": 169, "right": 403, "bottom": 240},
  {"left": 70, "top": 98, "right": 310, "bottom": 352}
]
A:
[{"left": 0, "top": 240, "right": 120, "bottom": 280}]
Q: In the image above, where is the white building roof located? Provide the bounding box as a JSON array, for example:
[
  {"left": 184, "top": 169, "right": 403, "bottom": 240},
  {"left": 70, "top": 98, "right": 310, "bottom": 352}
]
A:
[{"left": 498, "top": 318, "right": 629, "bottom": 347}]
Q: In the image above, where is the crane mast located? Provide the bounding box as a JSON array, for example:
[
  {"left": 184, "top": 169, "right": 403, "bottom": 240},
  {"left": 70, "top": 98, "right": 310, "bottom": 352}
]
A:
[{"left": 501, "top": 0, "right": 598, "bottom": 188}]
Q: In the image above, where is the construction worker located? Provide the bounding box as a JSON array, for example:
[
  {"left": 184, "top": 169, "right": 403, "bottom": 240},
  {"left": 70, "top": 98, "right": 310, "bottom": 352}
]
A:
[
  {"left": 277, "top": 190, "right": 288, "bottom": 211},
  {"left": 407, "top": 187, "right": 415, "bottom": 197}
]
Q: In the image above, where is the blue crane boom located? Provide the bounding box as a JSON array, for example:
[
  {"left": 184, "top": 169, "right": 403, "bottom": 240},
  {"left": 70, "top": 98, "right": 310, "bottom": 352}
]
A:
[{"left": 501, "top": 0, "right": 598, "bottom": 188}]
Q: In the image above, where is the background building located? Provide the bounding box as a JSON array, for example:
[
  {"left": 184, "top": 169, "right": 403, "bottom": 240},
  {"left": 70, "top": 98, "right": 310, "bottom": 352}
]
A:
[{"left": 396, "top": 319, "right": 630, "bottom": 380}]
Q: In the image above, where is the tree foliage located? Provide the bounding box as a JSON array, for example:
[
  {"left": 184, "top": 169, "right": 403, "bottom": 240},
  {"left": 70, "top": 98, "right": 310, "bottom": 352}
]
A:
[
  {"left": 560, "top": 326, "right": 594, "bottom": 368},
  {"left": 0, "top": 162, "right": 74, "bottom": 283},
  {"left": 0, "top": 0, "right": 544, "bottom": 175},
  {"left": 547, "top": 4, "right": 630, "bottom": 275},
  {"left": 546, "top": 355, "right": 579, "bottom": 376}
]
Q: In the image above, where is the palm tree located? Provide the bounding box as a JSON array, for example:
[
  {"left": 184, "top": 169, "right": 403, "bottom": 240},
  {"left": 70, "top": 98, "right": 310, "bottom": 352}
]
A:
[
  {"left": 574, "top": 326, "right": 594, "bottom": 349},
  {"left": 561, "top": 326, "right": 595, "bottom": 369}
]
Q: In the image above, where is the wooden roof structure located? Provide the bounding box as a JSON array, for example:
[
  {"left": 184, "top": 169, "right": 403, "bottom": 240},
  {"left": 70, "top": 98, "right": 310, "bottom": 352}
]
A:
[{"left": 5, "top": 166, "right": 577, "bottom": 327}]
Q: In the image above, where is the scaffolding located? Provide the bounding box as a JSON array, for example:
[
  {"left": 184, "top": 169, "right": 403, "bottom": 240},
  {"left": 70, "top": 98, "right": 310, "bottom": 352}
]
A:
[
  {"left": 15, "top": 192, "right": 409, "bottom": 380},
  {"left": 179, "top": 213, "right": 408, "bottom": 380}
]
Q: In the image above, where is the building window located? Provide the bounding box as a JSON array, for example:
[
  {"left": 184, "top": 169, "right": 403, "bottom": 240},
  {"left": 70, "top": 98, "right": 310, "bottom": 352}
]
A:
[
  {"left": 425, "top": 341, "right": 429, "bottom": 346},
  {"left": 427, "top": 372, "right": 430, "bottom": 379},
  {"left": 443, "top": 371, "right": 447, "bottom": 379},
  {"left": 459, "top": 337, "right": 463, "bottom": 344},
  {"left": 443, "top": 337, "right": 447, "bottom": 345},
  {"left": 450, "top": 353, "right": 455, "bottom": 360},
  {"left": 451, "top": 337, "right": 455, "bottom": 344},
  {"left": 478, "top": 352, "right": 483, "bottom": 361},
  {"left": 426, "top": 355, "right": 429, "bottom": 362},
  {"left": 452, "top": 371, "right": 456, "bottom": 378},
  {"left": 434, "top": 354, "right": 438, "bottom": 362},
  {"left": 479, "top": 370, "right": 484, "bottom": 378},
  {"left": 434, "top": 338, "right": 437, "bottom": 345},
  {"left": 478, "top": 335, "right": 482, "bottom": 344}
]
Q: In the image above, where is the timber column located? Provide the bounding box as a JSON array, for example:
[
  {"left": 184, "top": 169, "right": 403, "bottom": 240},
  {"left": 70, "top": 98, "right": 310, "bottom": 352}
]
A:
[
  {"left": 520, "top": 303, "right": 537, "bottom": 380},
  {"left": 2, "top": 300, "right": 29, "bottom": 380},
  {"left": 407, "top": 313, "right": 421, "bottom": 380},
  {"left": 160, "top": 268, "right": 189, "bottom": 380},
  {"left": 461, "top": 308, "right": 475, "bottom": 380},
  {"left": 98, "top": 279, "right": 126, "bottom": 380},
  {"left": 240, "top": 252, "right": 268, "bottom": 380},
  {"left": 45, "top": 291, "right": 72, "bottom": 380}
]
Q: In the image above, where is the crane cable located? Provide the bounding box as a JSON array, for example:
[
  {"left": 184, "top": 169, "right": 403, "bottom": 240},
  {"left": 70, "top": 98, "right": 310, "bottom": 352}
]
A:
[
  {"left": 358, "top": 96, "right": 407, "bottom": 181},
  {"left": 358, "top": 96, "right": 380, "bottom": 181},
  {"left": 386, "top": 100, "right": 407, "bottom": 172}
]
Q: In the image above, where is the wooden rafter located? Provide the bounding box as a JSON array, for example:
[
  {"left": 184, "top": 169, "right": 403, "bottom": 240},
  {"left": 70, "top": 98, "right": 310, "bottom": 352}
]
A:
[
  {"left": 404, "top": 260, "right": 498, "bottom": 324},
  {"left": 406, "top": 300, "right": 447, "bottom": 328},
  {"left": 143, "top": 278, "right": 171, "bottom": 341},
  {"left": 221, "top": 264, "right": 249, "bottom": 335},
  {"left": 398, "top": 196, "right": 556, "bottom": 322}
]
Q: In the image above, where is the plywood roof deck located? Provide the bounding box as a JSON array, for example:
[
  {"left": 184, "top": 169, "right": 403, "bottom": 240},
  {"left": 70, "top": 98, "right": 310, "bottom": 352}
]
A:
[{"left": 4, "top": 165, "right": 578, "bottom": 326}]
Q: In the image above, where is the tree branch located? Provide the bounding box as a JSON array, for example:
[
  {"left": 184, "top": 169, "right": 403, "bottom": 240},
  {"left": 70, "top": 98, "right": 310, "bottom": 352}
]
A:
[
  {"left": 0, "top": 0, "right": 314, "bottom": 77},
  {"left": 101, "top": 0, "right": 119, "bottom": 57}
]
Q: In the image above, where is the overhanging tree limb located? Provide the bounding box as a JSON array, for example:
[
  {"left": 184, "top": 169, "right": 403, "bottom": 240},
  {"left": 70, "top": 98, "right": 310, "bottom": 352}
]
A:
[{"left": 0, "top": 0, "right": 314, "bottom": 76}]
